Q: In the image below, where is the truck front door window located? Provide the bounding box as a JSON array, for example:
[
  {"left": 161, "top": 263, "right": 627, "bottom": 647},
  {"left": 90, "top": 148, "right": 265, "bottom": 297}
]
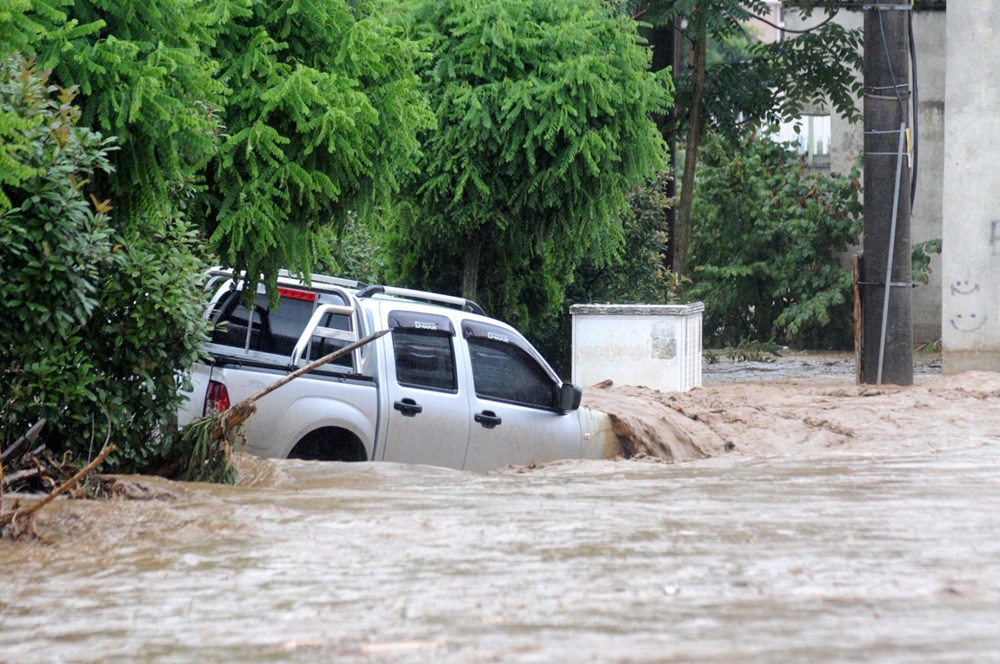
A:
[{"left": 467, "top": 337, "right": 554, "bottom": 409}]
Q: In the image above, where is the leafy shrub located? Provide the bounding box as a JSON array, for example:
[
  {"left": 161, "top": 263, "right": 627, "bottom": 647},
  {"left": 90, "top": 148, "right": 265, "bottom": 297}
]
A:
[
  {"left": 1, "top": 55, "right": 211, "bottom": 471},
  {"left": 2, "top": 55, "right": 114, "bottom": 450},
  {"left": 911, "top": 238, "right": 941, "bottom": 285},
  {"left": 687, "top": 130, "right": 862, "bottom": 349}
]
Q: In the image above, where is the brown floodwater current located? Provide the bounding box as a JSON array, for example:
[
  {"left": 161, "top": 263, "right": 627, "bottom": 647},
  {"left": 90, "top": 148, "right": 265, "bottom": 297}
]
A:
[
  {"left": 3, "top": 362, "right": 1000, "bottom": 662},
  {"left": 3, "top": 446, "right": 1000, "bottom": 662}
]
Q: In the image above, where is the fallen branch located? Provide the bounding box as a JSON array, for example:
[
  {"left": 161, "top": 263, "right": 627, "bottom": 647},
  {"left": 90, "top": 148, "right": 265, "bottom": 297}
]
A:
[
  {"left": 1, "top": 442, "right": 115, "bottom": 540},
  {"left": 1, "top": 467, "right": 41, "bottom": 490}
]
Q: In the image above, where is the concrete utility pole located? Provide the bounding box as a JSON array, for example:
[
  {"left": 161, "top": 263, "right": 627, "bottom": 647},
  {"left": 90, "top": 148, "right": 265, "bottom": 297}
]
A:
[{"left": 861, "top": 0, "right": 913, "bottom": 385}]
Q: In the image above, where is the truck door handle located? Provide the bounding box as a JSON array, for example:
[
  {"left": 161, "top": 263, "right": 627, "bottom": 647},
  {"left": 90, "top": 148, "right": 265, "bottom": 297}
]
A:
[
  {"left": 394, "top": 398, "right": 423, "bottom": 417},
  {"left": 474, "top": 410, "right": 502, "bottom": 429}
]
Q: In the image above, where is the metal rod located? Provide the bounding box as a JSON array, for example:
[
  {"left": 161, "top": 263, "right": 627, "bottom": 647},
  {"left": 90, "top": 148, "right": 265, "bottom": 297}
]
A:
[{"left": 877, "top": 121, "right": 908, "bottom": 384}]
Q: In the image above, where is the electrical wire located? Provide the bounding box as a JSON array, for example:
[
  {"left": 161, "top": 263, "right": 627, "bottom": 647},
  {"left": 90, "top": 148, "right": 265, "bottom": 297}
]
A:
[
  {"left": 877, "top": 10, "right": 908, "bottom": 118},
  {"left": 744, "top": 9, "right": 836, "bottom": 35},
  {"left": 908, "top": 7, "right": 918, "bottom": 206}
]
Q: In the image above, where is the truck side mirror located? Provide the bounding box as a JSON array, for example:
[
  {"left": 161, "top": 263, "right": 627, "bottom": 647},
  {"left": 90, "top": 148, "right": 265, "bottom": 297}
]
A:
[{"left": 557, "top": 382, "right": 582, "bottom": 413}]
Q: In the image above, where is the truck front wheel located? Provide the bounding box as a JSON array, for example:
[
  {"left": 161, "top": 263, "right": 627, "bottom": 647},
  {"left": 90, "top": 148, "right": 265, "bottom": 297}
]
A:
[{"left": 288, "top": 428, "right": 367, "bottom": 462}]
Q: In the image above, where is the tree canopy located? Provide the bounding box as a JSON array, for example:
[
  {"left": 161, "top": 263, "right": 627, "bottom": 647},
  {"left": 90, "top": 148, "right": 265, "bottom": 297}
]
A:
[
  {"left": 0, "top": 0, "right": 431, "bottom": 468},
  {"left": 389, "top": 0, "right": 672, "bottom": 338},
  {"left": 22, "top": 0, "right": 225, "bottom": 224},
  {"left": 197, "top": 0, "right": 432, "bottom": 296}
]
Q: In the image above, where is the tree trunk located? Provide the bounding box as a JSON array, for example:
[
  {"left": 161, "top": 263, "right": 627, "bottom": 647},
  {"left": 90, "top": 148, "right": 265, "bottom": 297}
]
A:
[
  {"left": 647, "top": 20, "right": 679, "bottom": 271},
  {"left": 462, "top": 228, "right": 483, "bottom": 301},
  {"left": 674, "top": 7, "right": 708, "bottom": 277}
]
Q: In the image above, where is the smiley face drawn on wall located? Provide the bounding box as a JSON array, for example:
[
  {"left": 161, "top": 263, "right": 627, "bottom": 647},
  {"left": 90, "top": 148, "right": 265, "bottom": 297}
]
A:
[
  {"left": 949, "top": 278, "right": 988, "bottom": 333},
  {"left": 950, "top": 312, "right": 988, "bottom": 333},
  {"left": 950, "top": 280, "right": 979, "bottom": 296}
]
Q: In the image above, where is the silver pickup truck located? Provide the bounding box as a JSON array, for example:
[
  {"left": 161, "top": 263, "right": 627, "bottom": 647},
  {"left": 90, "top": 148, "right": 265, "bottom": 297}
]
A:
[{"left": 177, "top": 269, "right": 616, "bottom": 471}]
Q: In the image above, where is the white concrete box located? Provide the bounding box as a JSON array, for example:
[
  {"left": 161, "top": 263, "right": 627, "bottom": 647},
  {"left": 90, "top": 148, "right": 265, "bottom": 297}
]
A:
[{"left": 569, "top": 303, "right": 704, "bottom": 392}]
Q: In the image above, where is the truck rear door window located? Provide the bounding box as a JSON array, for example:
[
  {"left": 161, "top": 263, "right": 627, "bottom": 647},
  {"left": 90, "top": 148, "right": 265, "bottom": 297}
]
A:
[{"left": 389, "top": 312, "right": 457, "bottom": 392}]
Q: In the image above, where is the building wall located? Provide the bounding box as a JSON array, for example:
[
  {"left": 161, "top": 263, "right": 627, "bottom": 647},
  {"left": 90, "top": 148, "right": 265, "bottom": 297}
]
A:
[
  {"left": 941, "top": 0, "right": 1000, "bottom": 372},
  {"left": 747, "top": 0, "right": 785, "bottom": 43}
]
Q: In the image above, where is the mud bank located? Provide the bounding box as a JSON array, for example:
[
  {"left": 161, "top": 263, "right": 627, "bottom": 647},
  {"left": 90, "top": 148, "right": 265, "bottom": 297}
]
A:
[{"left": 583, "top": 370, "right": 1000, "bottom": 462}]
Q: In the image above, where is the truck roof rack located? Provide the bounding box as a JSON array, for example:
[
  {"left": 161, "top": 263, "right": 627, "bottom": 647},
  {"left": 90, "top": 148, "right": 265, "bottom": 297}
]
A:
[
  {"left": 357, "top": 285, "right": 486, "bottom": 316},
  {"left": 207, "top": 267, "right": 367, "bottom": 292},
  {"left": 279, "top": 270, "right": 366, "bottom": 291}
]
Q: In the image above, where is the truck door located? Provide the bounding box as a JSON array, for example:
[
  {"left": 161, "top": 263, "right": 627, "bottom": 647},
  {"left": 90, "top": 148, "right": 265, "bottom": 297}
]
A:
[
  {"left": 461, "top": 321, "right": 583, "bottom": 471},
  {"left": 379, "top": 309, "right": 471, "bottom": 469}
]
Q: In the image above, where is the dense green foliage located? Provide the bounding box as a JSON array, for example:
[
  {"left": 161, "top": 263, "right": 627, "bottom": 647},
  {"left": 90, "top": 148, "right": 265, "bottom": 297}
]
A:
[
  {"left": 10, "top": 0, "right": 430, "bottom": 297},
  {"left": 1, "top": 58, "right": 116, "bottom": 455},
  {"left": 198, "top": 0, "right": 432, "bottom": 297},
  {"left": 388, "top": 0, "right": 671, "bottom": 339},
  {"left": 621, "top": 1, "right": 862, "bottom": 276},
  {"left": 1, "top": 0, "right": 430, "bottom": 471},
  {"left": 688, "top": 131, "right": 862, "bottom": 348},
  {"left": 22, "top": 0, "right": 225, "bottom": 224},
  {"left": 1, "top": 2, "right": 219, "bottom": 470},
  {"left": 540, "top": 172, "right": 683, "bottom": 375},
  {"left": 1, "top": 56, "right": 212, "bottom": 469}
]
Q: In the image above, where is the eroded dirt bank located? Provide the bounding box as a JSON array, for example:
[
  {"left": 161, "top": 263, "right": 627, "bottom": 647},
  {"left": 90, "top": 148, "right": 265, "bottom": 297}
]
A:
[{"left": 583, "top": 371, "right": 1000, "bottom": 462}]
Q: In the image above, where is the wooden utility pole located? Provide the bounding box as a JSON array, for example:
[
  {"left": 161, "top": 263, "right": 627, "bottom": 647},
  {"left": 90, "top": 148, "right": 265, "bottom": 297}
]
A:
[{"left": 860, "top": 0, "right": 913, "bottom": 385}]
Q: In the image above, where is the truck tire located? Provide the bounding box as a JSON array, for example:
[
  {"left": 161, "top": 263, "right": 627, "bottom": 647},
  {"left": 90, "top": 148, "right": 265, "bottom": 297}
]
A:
[{"left": 287, "top": 427, "right": 367, "bottom": 462}]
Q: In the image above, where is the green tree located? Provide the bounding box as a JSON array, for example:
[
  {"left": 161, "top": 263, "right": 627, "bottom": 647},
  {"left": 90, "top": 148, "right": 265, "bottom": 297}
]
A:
[
  {"left": 390, "top": 0, "right": 672, "bottom": 340},
  {"left": 197, "top": 0, "right": 432, "bottom": 296},
  {"left": 627, "top": 1, "right": 862, "bottom": 275},
  {"left": 688, "top": 131, "right": 862, "bottom": 348},
  {"left": 2, "top": 2, "right": 223, "bottom": 471},
  {"left": 20, "top": 0, "right": 225, "bottom": 225}
]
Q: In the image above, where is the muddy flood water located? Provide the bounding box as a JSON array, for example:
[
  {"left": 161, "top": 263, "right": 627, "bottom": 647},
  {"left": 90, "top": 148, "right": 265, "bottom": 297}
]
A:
[{"left": 3, "top": 360, "right": 1000, "bottom": 662}]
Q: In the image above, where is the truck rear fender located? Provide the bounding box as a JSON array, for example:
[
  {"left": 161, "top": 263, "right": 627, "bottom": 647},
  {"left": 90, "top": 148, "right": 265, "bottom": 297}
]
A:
[{"left": 276, "top": 396, "right": 377, "bottom": 460}]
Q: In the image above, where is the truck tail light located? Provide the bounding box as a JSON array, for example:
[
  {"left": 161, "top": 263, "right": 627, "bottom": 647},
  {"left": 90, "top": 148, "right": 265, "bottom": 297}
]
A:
[
  {"left": 204, "top": 380, "right": 231, "bottom": 415},
  {"left": 278, "top": 286, "right": 316, "bottom": 302}
]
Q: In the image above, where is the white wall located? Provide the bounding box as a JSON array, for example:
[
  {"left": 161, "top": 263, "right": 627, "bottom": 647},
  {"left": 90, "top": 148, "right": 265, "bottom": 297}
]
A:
[
  {"left": 570, "top": 304, "right": 703, "bottom": 392},
  {"left": 941, "top": 0, "right": 1000, "bottom": 372}
]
